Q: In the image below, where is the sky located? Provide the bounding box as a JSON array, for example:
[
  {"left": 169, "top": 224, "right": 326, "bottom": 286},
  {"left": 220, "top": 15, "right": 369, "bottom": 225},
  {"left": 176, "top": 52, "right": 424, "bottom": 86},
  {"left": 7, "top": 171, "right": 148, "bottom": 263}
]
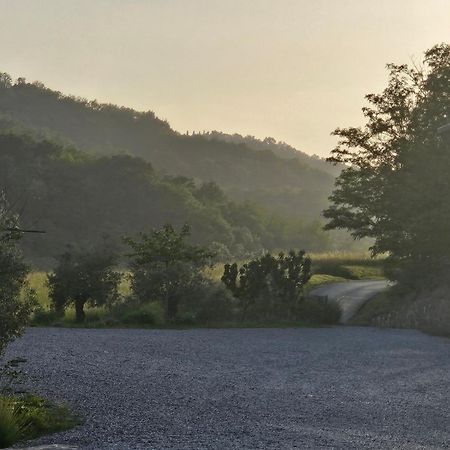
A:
[{"left": 0, "top": 0, "right": 449, "bottom": 157}]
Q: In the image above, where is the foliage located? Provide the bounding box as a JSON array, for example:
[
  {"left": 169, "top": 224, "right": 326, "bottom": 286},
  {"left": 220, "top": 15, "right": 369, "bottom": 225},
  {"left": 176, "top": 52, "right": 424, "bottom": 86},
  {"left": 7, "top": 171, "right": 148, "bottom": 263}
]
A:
[
  {"left": 178, "top": 280, "right": 236, "bottom": 324},
  {"left": 297, "top": 298, "right": 341, "bottom": 325},
  {"left": 126, "top": 224, "right": 214, "bottom": 321},
  {"left": 0, "top": 131, "right": 334, "bottom": 265},
  {"left": 0, "top": 394, "right": 77, "bottom": 448},
  {"left": 47, "top": 245, "right": 121, "bottom": 322},
  {"left": 0, "top": 193, "right": 35, "bottom": 356},
  {"left": 0, "top": 397, "right": 28, "bottom": 448},
  {"left": 222, "top": 251, "right": 311, "bottom": 321},
  {"left": 119, "top": 302, "right": 165, "bottom": 326},
  {"left": 324, "top": 44, "right": 450, "bottom": 283},
  {"left": 0, "top": 75, "right": 335, "bottom": 221}
]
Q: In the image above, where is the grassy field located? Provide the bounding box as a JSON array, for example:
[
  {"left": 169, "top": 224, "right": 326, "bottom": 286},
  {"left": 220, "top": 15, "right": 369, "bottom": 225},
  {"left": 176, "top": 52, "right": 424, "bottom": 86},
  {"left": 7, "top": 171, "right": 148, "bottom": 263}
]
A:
[
  {"left": 29, "top": 252, "right": 385, "bottom": 309},
  {"left": 27, "top": 252, "right": 384, "bottom": 327}
]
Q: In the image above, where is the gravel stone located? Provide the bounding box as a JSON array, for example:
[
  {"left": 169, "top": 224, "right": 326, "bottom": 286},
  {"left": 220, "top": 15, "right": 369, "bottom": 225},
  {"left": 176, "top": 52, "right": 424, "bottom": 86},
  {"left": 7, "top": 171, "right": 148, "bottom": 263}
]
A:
[{"left": 5, "top": 327, "right": 450, "bottom": 449}]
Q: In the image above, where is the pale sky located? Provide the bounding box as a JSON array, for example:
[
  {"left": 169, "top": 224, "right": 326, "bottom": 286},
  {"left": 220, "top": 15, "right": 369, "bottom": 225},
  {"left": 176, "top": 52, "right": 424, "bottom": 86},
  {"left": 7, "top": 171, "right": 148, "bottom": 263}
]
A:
[{"left": 0, "top": 0, "right": 449, "bottom": 157}]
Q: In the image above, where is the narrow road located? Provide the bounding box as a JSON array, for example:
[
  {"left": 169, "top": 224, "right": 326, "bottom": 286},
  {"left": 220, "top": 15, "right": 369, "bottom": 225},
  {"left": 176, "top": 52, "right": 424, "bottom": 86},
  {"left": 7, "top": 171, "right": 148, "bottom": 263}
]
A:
[{"left": 311, "top": 280, "right": 391, "bottom": 323}]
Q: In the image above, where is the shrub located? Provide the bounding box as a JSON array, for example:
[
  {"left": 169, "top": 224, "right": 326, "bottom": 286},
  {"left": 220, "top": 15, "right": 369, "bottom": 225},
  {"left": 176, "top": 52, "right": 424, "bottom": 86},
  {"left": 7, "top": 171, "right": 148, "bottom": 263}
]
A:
[
  {"left": 31, "top": 307, "right": 59, "bottom": 326},
  {"left": 222, "top": 251, "right": 311, "bottom": 321},
  {"left": 297, "top": 299, "right": 341, "bottom": 325},
  {"left": 121, "top": 303, "right": 164, "bottom": 326},
  {"left": 0, "top": 394, "right": 77, "bottom": 448},
  {"left": 180, "top": 281, "right": 236, "bottom": 323},
  {"left": 0, "top": 397, "right": 28, "bottom": 448},
  {"left": 0, "top": 193, "right": 35, "bottom": 356}
]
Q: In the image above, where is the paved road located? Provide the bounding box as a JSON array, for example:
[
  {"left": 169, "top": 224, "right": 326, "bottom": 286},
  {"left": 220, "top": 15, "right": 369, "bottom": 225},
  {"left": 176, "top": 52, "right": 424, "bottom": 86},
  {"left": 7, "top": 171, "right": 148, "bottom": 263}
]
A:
[
  {"left": 311, "top": 280, "right": 391, "bottom": 323},
  {"left": 6, "top": 327, "right": 450, "bottom": 449}
]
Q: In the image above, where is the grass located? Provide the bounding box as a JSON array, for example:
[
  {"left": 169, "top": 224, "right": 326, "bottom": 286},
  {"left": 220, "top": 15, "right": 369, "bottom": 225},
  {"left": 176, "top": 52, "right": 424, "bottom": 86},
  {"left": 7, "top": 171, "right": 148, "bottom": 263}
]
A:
[
  {"left": 308, "top": 251, "right": 385, "bottom": 282},
  {"left": 0, "top": 394, "right": 78, "bottom": 448},
  {"left": 28, "top": 272, "right": 131, "bottom": 308},
  {"left": 28, "top": 252, "right": 383, "bottom": 328},
  {"left": 349, "top": 290, "right": 396, "bottom": 325}
]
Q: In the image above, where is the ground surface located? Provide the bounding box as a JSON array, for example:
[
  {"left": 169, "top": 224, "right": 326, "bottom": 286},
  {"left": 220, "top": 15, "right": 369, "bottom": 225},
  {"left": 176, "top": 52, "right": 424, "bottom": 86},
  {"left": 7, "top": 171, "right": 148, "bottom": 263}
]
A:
[
  {"left": 311, "top": 280, "right": 391, "bottom": 323},
  {"left": 6, "top": 327, "right": 450, "bottom": 450}
]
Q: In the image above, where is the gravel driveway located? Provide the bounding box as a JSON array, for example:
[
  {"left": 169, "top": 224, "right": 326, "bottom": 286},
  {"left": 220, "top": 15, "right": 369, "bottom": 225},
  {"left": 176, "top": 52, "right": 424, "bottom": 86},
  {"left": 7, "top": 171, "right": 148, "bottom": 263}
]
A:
[{"left": 5, "top": 327, "right": 450, "bottom": 449}]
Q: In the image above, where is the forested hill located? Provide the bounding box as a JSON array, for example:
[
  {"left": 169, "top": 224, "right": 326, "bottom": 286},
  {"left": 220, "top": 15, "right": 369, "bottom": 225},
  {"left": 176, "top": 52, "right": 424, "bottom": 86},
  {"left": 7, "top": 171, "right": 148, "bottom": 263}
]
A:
[
  {"left": 200, "top": 131, "right": 342, "bottom": 176},
  {"left": 0, "top": 73, "right": 335, "bottom": 219},
  {"left": 0, "top": 131, "right": 332, "bottom": 266}
]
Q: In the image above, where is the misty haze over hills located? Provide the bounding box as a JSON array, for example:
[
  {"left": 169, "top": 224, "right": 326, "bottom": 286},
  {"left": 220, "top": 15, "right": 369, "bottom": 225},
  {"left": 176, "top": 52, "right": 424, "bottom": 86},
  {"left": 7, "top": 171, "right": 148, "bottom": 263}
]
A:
[
  {"left": 0, "top": 73, "right": 359, "bottom": 265},
  {"left": 0, "top": 75, "right": 336, "bottom": 219}
]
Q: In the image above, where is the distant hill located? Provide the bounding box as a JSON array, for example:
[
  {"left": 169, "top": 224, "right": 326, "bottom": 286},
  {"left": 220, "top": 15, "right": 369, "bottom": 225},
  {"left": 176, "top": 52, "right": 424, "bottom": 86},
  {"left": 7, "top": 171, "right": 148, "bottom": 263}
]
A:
[
  {"left": 200, "top": 131, "right": 342, "bottom": 176},
  {"left": 0, "top": 73, "right": 335, "bottom": 220},
  {"left": 0, "top": 131, "right": 334, "bottom": 266}
]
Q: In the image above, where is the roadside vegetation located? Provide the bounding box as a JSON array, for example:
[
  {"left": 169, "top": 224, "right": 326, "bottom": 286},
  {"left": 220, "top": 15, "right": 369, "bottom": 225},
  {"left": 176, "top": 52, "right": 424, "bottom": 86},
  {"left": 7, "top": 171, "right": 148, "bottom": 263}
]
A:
[
  {"left": 324, "top": 44, "right": 450, "bottom": 335},
  {"left": 0, "top": 195, "right": 77, "bottom": 448},
  {"left": 0, "top": 394, "right": 77, "bottom": 449},
  {"left": 24, "top": 225, "right": 360, "bottom": 329}
]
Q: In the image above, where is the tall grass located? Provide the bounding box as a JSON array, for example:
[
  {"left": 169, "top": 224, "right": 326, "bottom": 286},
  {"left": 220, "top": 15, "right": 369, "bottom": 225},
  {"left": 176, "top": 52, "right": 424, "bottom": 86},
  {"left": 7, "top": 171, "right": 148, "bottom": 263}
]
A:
[
  {"left": 308, "top": 251, "right": 385, "bottom": 280},
  {"left": 0, "top": 397, "right": 29, "bottom": 448}
]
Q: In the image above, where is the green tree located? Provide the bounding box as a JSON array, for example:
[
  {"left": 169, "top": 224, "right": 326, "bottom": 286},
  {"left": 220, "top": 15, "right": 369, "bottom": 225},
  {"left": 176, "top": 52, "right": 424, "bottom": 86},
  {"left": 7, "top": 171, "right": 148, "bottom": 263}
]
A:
[
  {"left": 125, "top": 224, "right": 214, "bottom": 321},
  {"left": 0, "top": 192, "right": 35, "bottom": 355},
  {"left": 324, "top": 44, "right": 450, "bottom": 282},
  {"left": 47, "top": 246, "right": 121, "bottom": 322},
  {"left": 222, "top": 251, "right": 311, "bottom": 321}
]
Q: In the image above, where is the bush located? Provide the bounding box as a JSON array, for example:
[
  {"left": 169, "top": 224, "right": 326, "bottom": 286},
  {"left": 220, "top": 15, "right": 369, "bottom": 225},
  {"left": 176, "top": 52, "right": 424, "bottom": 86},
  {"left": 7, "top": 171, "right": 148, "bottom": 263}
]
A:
[
  {"left": 0, "top": 193, "right": 35, "bottom": 356},
  {"left": 222, "top": 251, "right": 311, "bottom": 321},
  {"left": 0, "top": 394, "right": 77, "bottom": 448},
  {"left": 181, "top": 281, "right": 236, "bottom": 324},
  {"left": 0, "top": 397, "right": 28, "bottom": 448},
  {"left": 31, "top": 307, "right": 59, "bottom": 326},
  {"left": 297, "top": 299, "right": 341, "bottom": 325},
  {"left": 120, "top": 303, "right": 164, "bottom": 326}
]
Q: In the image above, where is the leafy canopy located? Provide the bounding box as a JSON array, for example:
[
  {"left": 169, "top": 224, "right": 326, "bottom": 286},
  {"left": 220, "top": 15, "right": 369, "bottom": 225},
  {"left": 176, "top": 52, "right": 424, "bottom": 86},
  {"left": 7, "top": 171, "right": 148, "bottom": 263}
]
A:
[
  {"left": 125, "top": 224, "right": 214, "bottom": 320},
  {"left": 324, "top": 44, "right": 450, "bottom": 276},
  {"left": 222, "top": 251, "right": 311, "bottom": 320},
  {"left": 47, "top": 245, "right": 121, "bottom": 322}
]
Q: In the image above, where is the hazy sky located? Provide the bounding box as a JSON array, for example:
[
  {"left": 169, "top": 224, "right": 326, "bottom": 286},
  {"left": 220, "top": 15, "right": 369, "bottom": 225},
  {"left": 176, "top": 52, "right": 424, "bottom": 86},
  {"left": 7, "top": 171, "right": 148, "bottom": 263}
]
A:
[{"left": 0, "top": 0, "right": 449, "bottom": 156}]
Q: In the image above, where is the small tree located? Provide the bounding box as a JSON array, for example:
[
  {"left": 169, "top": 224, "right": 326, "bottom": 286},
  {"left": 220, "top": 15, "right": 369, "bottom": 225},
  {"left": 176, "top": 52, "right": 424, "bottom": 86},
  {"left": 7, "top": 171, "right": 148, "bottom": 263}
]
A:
[
  {"left": 222, "top": 251, "right": 311, "bottom": 321},
  {"left": 0, "top": 192, "right": 35, "bottom": 356},
  {"left": 48, "top": 246, "right": 121, "bottom": 322},
  {"left": 125, "top": 224, "right": 214, "bottom": 321}
]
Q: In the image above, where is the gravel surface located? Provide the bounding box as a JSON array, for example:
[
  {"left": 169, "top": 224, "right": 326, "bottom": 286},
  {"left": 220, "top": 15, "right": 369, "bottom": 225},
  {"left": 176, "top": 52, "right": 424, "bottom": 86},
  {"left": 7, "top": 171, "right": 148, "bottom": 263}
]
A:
[
  {"left": 311, "top": 281, "right": 391, "bottom": 323},
  {"left": 5, "top": 327, "right": 450, "bottom": 449}
]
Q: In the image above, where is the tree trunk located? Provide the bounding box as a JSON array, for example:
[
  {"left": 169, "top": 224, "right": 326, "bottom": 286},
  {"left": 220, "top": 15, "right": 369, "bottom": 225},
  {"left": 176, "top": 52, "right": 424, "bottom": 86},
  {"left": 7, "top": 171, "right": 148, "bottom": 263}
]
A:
[
  {"left": 167, "top": 296, "right": 178, "bottom": 322},
  {"left": 75, "top": 297, "right": 86, "bottom": 323}
]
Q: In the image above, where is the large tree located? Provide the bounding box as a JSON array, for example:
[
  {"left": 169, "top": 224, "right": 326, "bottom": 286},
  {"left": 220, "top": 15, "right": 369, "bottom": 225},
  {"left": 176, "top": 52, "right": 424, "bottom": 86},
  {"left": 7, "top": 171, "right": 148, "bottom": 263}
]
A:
[
  {"left": 47, "top": 245, "right": 121, "bottom": 322},
  {"left": 324, "top": 44, "right": 450, "bottom": 281},
  {"left": 125, "top": 224, "right": 214, "bottom": 321}
]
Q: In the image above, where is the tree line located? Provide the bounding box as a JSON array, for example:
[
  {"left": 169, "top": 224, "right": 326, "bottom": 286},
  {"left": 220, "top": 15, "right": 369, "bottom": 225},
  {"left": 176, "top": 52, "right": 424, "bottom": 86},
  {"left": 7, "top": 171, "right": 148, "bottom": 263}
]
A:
[{"left": 0, "top": 131, "right": 335, "bottom": 266}]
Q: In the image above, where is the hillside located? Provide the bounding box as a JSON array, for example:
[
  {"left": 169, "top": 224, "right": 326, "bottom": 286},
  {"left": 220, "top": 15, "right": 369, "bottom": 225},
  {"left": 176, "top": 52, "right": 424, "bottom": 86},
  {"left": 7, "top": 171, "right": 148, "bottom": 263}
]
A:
[
  {"left": 200, "top": 131, "right": 342, "bottom": 176},
  {"left": 0, "top": 131, "right": 333, "bottom": 266},
  {"left": 0, "top": 73, "right": 335, "bottom": 219}
]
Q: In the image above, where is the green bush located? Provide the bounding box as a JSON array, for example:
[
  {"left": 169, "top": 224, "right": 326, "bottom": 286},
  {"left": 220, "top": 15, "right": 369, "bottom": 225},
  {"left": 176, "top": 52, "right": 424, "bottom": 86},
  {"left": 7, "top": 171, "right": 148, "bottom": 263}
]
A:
[
  {"left": 181, "top": 282, "right": 236, "bottom": 324},
  {"left": 120, "top": 303, "right": 164, "bottom": 326},
  {"left": 31, "top": 307, "right": 59, "bottom": 326},
  {"left": 0, "top": 394, "right": 77, "bottom": 448},
  {"left": 0, "top": 397, "right": 28, "bottom": 448},
  {"left": 297, "top": 299, "right": 342, "bottom": 325}
]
